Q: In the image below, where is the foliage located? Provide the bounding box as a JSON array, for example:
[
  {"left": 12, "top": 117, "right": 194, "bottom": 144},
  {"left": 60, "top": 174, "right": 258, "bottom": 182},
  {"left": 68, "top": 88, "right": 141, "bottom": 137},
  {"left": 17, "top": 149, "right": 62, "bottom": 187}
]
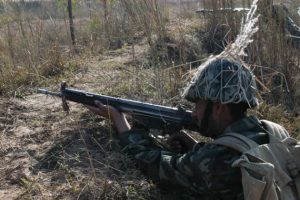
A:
[
  {"left": 200, "top": 0, "right": 300, "bottom": 110},
  {"left": 250, "top": 102, "right": 300, "bottom": 139},
  {"left": 0, "top": 1, "right": 300, "bottom": 199}
]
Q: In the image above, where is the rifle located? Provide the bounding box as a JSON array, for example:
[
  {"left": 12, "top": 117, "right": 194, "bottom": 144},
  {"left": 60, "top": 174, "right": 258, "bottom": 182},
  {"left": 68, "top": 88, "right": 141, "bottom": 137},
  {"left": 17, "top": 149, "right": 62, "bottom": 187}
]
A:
[
  {"left": 196, "top": 8, "right": 250, "bottom": 15},
  {"left": 37, "top": 82, "right": 197, "bottom": 132}
]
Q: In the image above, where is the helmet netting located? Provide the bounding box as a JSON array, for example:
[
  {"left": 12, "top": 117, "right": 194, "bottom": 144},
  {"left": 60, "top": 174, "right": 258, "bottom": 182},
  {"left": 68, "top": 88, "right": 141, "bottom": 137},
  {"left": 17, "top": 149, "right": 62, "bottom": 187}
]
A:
[{"left": 182, "top": 57, "right": 258, "bottom": 107}]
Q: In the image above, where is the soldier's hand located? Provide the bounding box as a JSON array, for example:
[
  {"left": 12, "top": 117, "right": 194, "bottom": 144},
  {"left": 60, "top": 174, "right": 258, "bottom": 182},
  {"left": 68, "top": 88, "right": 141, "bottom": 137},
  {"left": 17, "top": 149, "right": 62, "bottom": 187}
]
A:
[
  {"left": 167, "top": 131, "right": 198, "bottom": 154},
  {"left": 86, "top": 100, "right": 119, "bottom": 119},
  {"left": 86, "top": 100, "right": 131, "bottom": 134}
]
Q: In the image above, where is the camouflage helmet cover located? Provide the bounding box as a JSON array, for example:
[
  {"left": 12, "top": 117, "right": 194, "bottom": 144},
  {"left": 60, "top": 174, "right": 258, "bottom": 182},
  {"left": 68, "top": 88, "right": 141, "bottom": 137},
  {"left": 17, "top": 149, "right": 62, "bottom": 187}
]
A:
[{"left": 182, "top": 57, "right": 259, "bottom": 107}]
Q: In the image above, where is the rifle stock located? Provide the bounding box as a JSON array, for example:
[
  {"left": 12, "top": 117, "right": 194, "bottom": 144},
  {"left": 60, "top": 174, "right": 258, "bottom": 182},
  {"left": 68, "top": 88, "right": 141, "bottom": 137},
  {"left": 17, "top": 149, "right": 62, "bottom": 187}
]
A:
[{"left": 38, "top": 82, "right": 198, "bottom": 132}]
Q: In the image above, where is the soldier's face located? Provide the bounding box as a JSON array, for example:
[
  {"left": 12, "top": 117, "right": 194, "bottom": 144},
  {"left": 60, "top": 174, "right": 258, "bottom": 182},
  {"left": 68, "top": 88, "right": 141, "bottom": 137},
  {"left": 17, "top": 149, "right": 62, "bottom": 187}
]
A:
[
  {"left": 192, "top": 100, "right": 207, "bottom": 124},
  {"left": 192, "top": 100, "right": 221, "bottom": 138},
  {"left": 192, "top": 100, "right": 212, "bottom": 137}
]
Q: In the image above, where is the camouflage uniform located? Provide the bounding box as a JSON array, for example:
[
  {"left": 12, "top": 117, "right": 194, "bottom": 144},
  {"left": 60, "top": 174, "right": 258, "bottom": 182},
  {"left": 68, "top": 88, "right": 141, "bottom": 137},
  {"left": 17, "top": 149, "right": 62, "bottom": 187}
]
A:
[
  {"left": 118, "top": 58, "right": 261, "bottom": 199},
  {"left": 118, "top": 116, "right": 290, "bottom": 199}
]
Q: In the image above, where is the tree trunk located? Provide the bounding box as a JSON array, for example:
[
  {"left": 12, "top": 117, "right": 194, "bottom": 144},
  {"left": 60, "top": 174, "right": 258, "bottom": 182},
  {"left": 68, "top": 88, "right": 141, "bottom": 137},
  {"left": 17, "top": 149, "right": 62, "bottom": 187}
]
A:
[
  {"left": 103, "top": 0, "right": 110, "bottom": 43},
  {"left": 67, "top": 0, "right": 76, "bottom": 52}
]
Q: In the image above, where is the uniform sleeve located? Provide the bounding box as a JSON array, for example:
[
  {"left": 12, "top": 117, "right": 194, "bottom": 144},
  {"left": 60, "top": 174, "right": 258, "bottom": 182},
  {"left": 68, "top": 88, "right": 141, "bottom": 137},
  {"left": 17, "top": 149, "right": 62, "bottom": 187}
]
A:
[{"left": 118, "top": 130, "right": 243, "bottom": 196}]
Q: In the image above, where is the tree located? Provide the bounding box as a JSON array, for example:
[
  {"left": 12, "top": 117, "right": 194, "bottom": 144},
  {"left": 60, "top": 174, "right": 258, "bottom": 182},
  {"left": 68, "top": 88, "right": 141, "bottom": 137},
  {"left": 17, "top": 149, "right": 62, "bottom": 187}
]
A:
[{"left": 67, "top": 0, "right": 76, "bottom": 52}]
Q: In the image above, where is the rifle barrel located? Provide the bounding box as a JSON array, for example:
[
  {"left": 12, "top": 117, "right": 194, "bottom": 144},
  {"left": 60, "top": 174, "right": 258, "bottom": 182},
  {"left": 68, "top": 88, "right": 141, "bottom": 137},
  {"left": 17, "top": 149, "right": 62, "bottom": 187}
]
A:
[{"left": 37, "top": 89, "right": 62, "bottom": 97}]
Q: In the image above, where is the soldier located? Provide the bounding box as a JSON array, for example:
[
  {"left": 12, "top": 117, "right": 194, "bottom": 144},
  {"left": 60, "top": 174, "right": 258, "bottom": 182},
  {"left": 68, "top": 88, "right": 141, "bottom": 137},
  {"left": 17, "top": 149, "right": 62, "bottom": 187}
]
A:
[
  {"left": 259, "top": 0, "right": 300, "bottom": 48},
  {"left": 87, "top": 57, "right": 290, "bottom": 199},
  {"left": 272, "top": 3, "right": 300, "bottom": 47}
]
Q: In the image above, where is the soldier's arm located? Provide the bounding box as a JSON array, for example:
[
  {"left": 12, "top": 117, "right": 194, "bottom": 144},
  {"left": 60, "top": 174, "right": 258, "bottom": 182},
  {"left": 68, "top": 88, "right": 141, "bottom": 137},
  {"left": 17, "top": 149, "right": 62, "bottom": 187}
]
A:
[
  {"left": 86, "top": 100, "right": 131, "bottom": 133},
  {"left": 87, "top": 100, "right": 242, "bottom": 195},
  {"left": 119, "top": 131, "right": 242, "bottom": 194}
]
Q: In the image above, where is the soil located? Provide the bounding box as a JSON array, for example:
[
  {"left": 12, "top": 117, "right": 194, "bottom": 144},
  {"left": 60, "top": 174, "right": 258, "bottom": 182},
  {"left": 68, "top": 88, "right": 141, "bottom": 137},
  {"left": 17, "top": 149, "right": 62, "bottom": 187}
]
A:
[{"left": 0, "top": 42, "right": 158, "bottom": 199}]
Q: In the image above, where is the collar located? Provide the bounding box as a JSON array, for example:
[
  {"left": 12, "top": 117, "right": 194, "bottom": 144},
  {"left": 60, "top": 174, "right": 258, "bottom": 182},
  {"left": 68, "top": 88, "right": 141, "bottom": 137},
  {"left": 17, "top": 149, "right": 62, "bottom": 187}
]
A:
[{"left": 223, "top": 116, "right": 264, "bottom": 134}]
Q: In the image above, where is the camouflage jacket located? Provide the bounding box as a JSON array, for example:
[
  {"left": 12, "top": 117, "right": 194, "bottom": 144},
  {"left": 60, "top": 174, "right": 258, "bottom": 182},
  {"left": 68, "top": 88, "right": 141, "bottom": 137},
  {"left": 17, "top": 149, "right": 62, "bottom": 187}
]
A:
[{"left": 118, "top": 116, "right": 289, "bottom": 200}]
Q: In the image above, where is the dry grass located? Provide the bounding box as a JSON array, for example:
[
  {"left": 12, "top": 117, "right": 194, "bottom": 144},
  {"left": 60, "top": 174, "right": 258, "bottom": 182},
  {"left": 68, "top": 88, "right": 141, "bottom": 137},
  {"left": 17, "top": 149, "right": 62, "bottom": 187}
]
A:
[
  {"left": 249, "top": 0, "right": 300, "bottom": 110},
  {"left": 0, "top": 97, "right": 158, "bottom": 199},
  {"left": 201, "top": 0, "right": 300, "bottom": 110},
  {"left": 0, "top": 0, "right": 300, "bottom": 199}
]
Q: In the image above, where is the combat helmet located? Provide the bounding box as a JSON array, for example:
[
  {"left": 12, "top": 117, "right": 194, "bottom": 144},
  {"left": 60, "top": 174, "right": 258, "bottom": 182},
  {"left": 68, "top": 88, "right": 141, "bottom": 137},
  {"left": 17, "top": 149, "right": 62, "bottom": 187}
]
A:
[{"left": 182, "top": 57, "right": 259, "bottom": 107}]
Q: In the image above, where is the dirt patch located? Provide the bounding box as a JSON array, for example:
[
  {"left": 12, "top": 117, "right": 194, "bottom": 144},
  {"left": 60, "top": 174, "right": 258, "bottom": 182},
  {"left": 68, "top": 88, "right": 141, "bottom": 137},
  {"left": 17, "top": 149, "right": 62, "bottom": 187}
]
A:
[{"left": 0, "top": 43, "right": 160, "bottom": 199}]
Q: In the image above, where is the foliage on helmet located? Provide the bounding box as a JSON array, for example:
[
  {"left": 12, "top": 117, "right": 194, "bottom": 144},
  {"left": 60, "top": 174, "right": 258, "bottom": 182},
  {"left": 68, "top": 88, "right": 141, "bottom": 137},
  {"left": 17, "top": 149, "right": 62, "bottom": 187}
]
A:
[{"left": 182, "top": 57, "right": 259, "bottom": 107}]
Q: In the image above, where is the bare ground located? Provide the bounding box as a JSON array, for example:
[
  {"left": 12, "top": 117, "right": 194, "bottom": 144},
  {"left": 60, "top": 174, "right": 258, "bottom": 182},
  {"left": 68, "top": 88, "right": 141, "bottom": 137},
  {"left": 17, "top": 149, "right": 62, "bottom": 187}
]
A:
[{"left": 0, "top": 42, "right": 159, "bottom": 199}]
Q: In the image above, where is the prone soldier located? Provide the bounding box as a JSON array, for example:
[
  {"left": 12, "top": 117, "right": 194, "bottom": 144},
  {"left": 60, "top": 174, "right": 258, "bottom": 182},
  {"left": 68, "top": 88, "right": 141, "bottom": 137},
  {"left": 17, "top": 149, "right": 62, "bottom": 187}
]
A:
[{"left": 87, "top": 57, "right": 294, "bottom": 199}]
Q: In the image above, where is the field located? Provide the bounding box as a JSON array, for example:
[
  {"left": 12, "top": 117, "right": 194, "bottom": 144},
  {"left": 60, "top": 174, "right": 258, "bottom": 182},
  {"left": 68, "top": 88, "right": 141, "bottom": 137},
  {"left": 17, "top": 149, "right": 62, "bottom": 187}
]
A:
[{"left": 0, "top": 0, "right": 300, "bottom": 199}]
